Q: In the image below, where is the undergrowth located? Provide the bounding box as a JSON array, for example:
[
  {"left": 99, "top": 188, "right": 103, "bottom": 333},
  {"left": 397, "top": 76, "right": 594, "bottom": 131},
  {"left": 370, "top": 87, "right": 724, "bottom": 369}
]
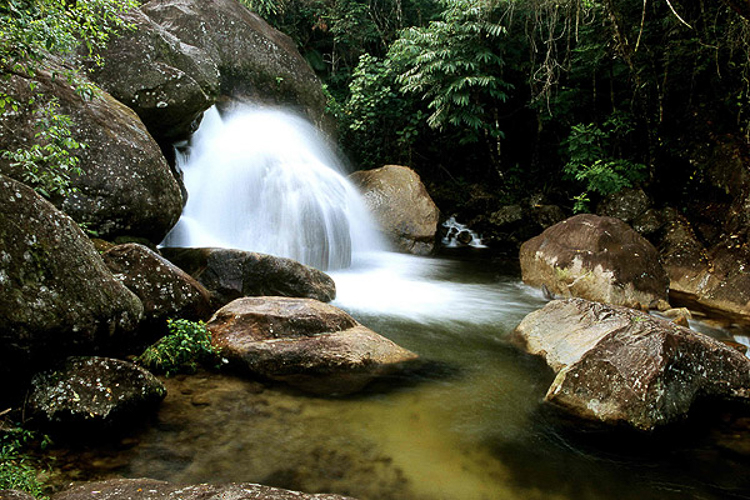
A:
[{"left": 136, "top": 319, "right": 221, "bottom": 377}]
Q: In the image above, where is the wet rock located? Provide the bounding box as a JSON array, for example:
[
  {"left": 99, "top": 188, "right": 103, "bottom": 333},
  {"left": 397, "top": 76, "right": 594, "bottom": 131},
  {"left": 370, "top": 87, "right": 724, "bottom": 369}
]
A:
[
  {"left": 596, "top": 188, "right": 651, "bottom": 223},
  {"left": 139, "top": 0, "right": 329, "bottom": 131},
  {"left": 161, "top": 248, "right": 336, "bottom": 307},
  {"left": 0, "top": 175, "right": 143, "bottom": 382},
  {"left": 27, "top": 356, "right": 166, "bottom": 432},
  {"left": 50, "top": 478, "right": 356, "bottom": 500},
  {"left": 511, "top": 298, "right": 750, "bottom": 431},
  {"left": 0, "top": 64, "right": 183, "bottom": 243},
  {"left": 207, "top": 297, "right": 419, "bottom": 395},
  {"left": 102, "top": 243, "right": 212, "bottom": 325},
  {"left": 0, "top": 491, "right": 36, "bottom": 500},
  {"left": 350, "top": 165, "right": 440, "bottom": 255},
  {"left": 520, "top": 214, "right": 670, "bottom": 310},
  {"left": 87, "top": 7, "right": 220, "bottom": 142}
]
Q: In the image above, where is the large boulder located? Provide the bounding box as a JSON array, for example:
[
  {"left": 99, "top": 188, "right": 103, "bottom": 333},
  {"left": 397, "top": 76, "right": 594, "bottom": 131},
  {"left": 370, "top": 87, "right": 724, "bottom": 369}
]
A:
[
  {"left": 0, "top": 175, "right": 143, "bottom": 379},
  {"left": 519, "top": 214, "right": 670, "bottom": 310},
  {"left": 161, "top": 247, "right": 336, "bottom": 307},
  {"left": 0, "top": 64, "right": 183, "bottom": 242},
  {"left": 207, "top": 297, "right": 419, "bottom": 395},
  {"left": 102, "top": 244, "right": 212, "bottom": 325},
  {"left": 350, "top": 165, "right": 440, "bottom": 255},
  {"left": 511, "top": 298, "right": 750, "bottom": 431},
  {"left": 27, "top": 356, "right": 166, "bottom": 432},
  {"left": 87, "top": 7, "right": 220, "bottom": 142},
  {"left": 138, "top": 0, "right": 329, "bottom": 131},
  {"left": 51, "top": 479, "right": 356, "bottom": 500}
]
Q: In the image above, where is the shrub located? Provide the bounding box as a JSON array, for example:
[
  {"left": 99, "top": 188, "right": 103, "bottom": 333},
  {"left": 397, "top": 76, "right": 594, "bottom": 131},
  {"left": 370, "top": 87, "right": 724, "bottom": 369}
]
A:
[
  {"left": 0, "top": 425, "right": 49, "bottom": 497},
  {"left": 136, "top": 319, "right": 220, "bottom": 377}
]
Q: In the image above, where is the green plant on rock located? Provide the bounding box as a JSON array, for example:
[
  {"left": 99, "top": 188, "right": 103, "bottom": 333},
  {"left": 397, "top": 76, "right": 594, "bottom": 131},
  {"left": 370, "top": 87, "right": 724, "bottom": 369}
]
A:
[
  {"left": 0, "top": 423, "right": 50, "bottom": 498},
  {"left": 136, "top": 319, "right": 220, "bottom": 377},
  {"left": 562, "top": 112, "right": 647, "bottom": 213}
]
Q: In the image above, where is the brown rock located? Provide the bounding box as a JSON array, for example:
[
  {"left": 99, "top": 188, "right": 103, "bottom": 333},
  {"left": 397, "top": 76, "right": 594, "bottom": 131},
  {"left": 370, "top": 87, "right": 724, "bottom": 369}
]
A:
[
  {"left": 520, "top": 214, "right": 670, "bottom": 310},
  {"left": 350, "top": 165, "right": 440, "bottom": 255},
  {"left": 207, "top": 297, "right": 419, "bottom": 395},
  {"left": 511, "top": 298, "right": 750, "bottom": 431},
  {"left": 51, "top": 479, "right": 356, "bottom": 500}
]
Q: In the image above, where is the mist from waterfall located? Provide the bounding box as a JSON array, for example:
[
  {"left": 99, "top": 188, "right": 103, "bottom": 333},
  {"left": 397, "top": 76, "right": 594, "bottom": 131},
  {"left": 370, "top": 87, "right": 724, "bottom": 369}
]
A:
[{"left": 161, "top": 105, "right": 385, "bottom": 270}]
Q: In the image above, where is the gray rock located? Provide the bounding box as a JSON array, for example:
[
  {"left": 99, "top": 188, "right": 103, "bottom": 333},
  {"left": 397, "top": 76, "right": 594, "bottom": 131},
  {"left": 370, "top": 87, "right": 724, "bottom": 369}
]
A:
[
  {"left": 27, "top": 356, "right": 166, "bottom": 431},
  {"left": 0, "top": 175, "right": 143, "bottom": 379},
  {"left": 207, "top": 297, "right": 419, "bottom": 395},
  {"left": 350, "top": 165, "right": 440, "bottom": 255},
  {"left": 102, "top": 244, "right": 212, "bottom": 325},
  {"left": 51, "top": 479, "right": 357, "bottom": 500},
  {"left": 511, "top": 298, "right": 750, "bottom": 431},
  {"left": 161, "top": 247, "right": 336, "bottom": 307},
  {"left": 520, "top": 214, "right": 670, "bottom": 310},
  {"left": 596, "top": 188, "right": 651, "bottom": 223},
  {"left": 0, "top": 64, "right": 183, "bottom": 242},
  {"left": 0, "top": 491, "right": 36, "bottom": 500}
]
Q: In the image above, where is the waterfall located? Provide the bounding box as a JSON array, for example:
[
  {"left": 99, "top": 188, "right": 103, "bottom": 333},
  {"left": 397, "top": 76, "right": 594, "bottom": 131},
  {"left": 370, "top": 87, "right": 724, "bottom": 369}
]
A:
[{"left": 162, "top": 106, "right": 384, "bottom": 270}]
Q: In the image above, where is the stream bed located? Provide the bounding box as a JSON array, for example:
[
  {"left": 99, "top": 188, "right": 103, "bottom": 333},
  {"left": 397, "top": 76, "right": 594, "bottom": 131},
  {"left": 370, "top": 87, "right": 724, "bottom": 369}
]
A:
[{"left": 45, "top": 252, "right": 750, "bottom": 500}]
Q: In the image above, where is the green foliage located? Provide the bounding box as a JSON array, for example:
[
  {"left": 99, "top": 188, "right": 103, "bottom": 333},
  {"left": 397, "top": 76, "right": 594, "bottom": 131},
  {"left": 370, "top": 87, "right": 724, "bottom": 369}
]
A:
[
  {"left": 0, "top": 424, "right": 50, "bottom": 497},
  {"left": 0, "top": 0, "right": 138, "bottom": 199},
  {"left": 562, "top": 113, "right": 647, "bottom": 212},
  {"left": 136, "top": 320, "right": 220, "bottom": 377}
]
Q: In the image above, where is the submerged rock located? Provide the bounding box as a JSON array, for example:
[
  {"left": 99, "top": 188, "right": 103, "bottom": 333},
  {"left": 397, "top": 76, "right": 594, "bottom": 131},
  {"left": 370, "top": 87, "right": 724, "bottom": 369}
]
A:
[
  {"left": 350, "top": 165, "right": 440, "bottom": 255},
  {"left": 0, "top": 63, "right": 183, "bottom": 242},
  {"left": 50, "top": 478, "right": 356, "bottom": 500},
  {"left": 27, "top": 356, "right": 166, "bottom": 432},
  {"left": 511, "top": 298, "right": 750, "bottom": 431},
  {"left": 102, "top": 243, "right": 212, "bottom": 326},
  {"left": 207, "top": 297, "right": 419, "bottom": 395},
  {"left": 519, "top": 214, "right": 670, "bottom": 310},
  {"left": 161, "top": 247, "right": 336, "bottom": 307},
  {"left": 0, "top": 175, "right": 142, "bottom": 381}
]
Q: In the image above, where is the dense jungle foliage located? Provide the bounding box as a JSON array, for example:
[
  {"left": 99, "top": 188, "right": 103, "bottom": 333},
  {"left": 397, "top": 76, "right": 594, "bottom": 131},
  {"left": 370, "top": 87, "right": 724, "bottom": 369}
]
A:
[{"left": 243, "top": 0, "right": 750, "bottom": 216}]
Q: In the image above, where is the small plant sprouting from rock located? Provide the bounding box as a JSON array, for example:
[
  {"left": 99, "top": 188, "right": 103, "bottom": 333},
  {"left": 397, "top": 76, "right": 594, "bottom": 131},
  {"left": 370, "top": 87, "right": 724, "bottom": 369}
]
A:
[
  {"left": 0, "top": 420, "right": 51, "bottom": 497},
  {"left": 136, "top": 319, "right": 221, "bottom": 377}
]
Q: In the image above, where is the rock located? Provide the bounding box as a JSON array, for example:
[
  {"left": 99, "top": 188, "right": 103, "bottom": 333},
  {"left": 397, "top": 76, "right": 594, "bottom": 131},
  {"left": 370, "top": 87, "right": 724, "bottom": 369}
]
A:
[
  {"left": 519, "top": 214, "right": 670, "bottom": 310},
  {"left": 0, "top": 175, "right": 143, "bottom": 380},
  {"left": 50, "top": 478, "right": 356, "bottom": 500},
  {"left": 207, "top": 297, "right": 419, "bottom": 395},
  {"left": 489, "top": 204, "right": 524, "bottom": 227},
  {"left": 662, "top": 307, "right": 692, "bottom": 327},
  {"left": 87, "top": 7, "right": 220, "bottom": 142},
  {"left": 659, "top": 211, "right": 750, "bottom": 320},
  {"left": 632, "top": 208, "right": 665, "bottom": 237},
  {"left": 161, "top": 247, "right": 336, "bottom": 307},
  {"left": 102, "top": 244, "right": 212, "bottom": 325},
  {"left": 0, "top": 64, "right": 183, "bottom": 242},
  {"left": 0, "top": 491, "right": 36, "bottom": 500},
  {"left": 350, "top": 165, "right": 440, "bottom": 255},
  {"left": 596, "top": 188, "right": 651, "bottom": 223},
  {"left": 511, "top": 298, "right": 750, "bottom": 431},
  {"left": 27, "top": 356, "right": 166, "bottom": 432},
  {"left": 139, "top": 0, "right": 329, "bottom": 131}
]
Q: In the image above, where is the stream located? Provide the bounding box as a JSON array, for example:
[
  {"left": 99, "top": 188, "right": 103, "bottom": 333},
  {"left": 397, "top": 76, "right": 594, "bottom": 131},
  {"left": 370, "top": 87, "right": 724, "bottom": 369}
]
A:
[{"left": 45, "top": 251, "right": 750, "bottom": 500}]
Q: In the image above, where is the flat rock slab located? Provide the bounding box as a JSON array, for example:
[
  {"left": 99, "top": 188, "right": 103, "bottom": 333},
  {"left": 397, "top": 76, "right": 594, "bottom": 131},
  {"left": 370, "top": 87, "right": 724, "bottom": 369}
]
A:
[
  {"left": 520, "top": 214, "right": 670, "bottom": 310},
  {"left": 27, "top": 356, "right": 166, "bottom": 432},
  {"left": 161, "top": 247, "right": 336, "bottom": 307},
  {"left": 207, "top": 297, "right": 418, "bottom": 395},
  {"left": 50, "top": 479, "right": 356, "bottom": 500},
  {"left": 511, "top": 298, "right": 750, "bottom": 431}
]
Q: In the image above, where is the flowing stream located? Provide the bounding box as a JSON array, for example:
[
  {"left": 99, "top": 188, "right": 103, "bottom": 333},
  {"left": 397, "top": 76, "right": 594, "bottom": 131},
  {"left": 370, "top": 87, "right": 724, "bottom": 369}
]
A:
[{"left": 45, "top": 107, "right": 750, "bottom": 499}]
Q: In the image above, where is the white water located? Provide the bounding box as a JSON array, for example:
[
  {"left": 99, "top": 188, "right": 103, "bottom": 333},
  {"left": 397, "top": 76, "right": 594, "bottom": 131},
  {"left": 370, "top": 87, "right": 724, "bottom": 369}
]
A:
[{"left": 162, "top": 106, "right": 384, "bottom": 270}]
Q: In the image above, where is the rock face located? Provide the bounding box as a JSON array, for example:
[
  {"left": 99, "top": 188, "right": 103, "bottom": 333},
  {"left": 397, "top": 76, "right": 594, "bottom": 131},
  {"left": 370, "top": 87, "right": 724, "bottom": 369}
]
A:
[
  {"left": 596, "top": 188, "right": 651, "bottom": 224},
  {"left": 519, "top": 214, "right": 670, "bottom": 310},
  {"left": 0, "top": 65, "right": 183, "bottom": 242},
  {"left": 0, "top": 175, "right": 143, "bottom": 378},
  {"left": 102, "top": 244, "right": 212, "bottom": 325},
  {"left": 207, "top": 297, "right": 419, "bottom": 395},
  {"left": 51, "top": 479, "right": 356, "bottom": 500},
  {"left": 511, "top": 298, "right": 750, "bottom": 431},
  {"left": 350, "top": 165, "right": 440, "bottom": 255},
  {"left": 137, "top": 0, "right": 329, "bottom": 130},
  {"left": 161, "top": 247, "right": 336, "bottom": 307},
  {"left": 27, "top": 356, "right": 166, "bottom": 431},
  {"left": 87, "top": 7, "right": 220, "bottom": 142}
]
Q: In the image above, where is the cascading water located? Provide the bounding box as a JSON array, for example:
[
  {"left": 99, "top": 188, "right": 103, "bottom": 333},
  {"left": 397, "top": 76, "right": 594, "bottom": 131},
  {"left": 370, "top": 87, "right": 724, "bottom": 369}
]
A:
[{"left": 162, "top": 105, "right": 384, "bottom": 270}]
